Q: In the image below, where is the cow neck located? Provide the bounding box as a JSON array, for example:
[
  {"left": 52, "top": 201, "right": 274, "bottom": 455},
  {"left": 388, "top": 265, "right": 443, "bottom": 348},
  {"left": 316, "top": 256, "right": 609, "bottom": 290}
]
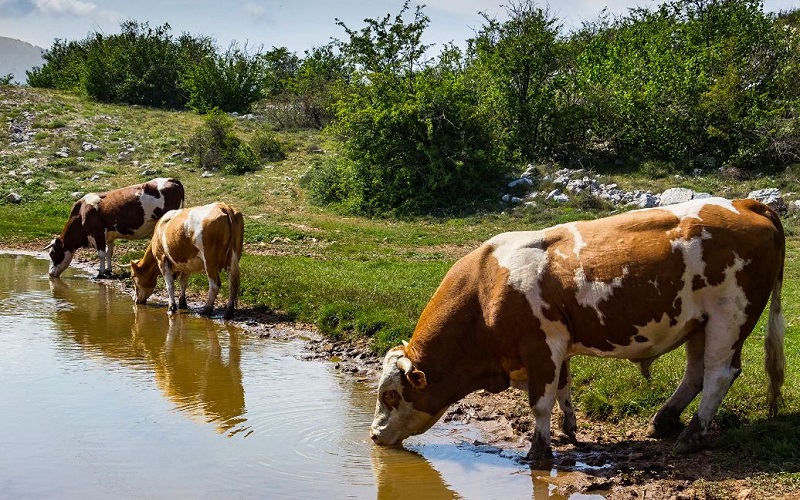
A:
[
  {"left": 405, "top": 245, "right": 510, "bottom": 405},
  {"left": 61, "top": 211, "right": 88, "bottom": 251},
  {"left": 138, "top": 245, "right": 161, "bottom": 282}
]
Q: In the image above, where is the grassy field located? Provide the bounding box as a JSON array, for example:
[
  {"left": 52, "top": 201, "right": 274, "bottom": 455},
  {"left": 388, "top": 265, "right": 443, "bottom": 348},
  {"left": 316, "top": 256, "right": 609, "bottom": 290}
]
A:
[{"left": 3, "top": 86, "right": 800, "bottom": 491}]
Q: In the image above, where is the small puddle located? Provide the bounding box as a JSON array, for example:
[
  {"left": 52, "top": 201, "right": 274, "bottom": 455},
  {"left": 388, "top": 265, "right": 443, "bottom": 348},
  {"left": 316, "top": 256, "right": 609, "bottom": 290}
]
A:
[{"left": 0, "top": 252, "right": 605, "bottom": 498}]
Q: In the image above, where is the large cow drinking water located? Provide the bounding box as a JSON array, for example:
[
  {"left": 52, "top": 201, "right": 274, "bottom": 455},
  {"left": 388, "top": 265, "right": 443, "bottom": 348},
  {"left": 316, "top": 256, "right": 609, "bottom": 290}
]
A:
[
  {"left": 130, "top": 202, "right": 244, "bottom": 320},
  {"left": 46, "top": 178, "right": 185, "bottom": 278},
  {"left": 370, "top": 197, "right": 786, "bottom": 463}
]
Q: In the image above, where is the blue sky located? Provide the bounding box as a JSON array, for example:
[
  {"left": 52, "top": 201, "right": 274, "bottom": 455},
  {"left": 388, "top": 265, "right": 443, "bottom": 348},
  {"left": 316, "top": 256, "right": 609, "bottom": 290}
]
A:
[{"left": 1, "top": 0, "right": 797, "bottom": 52}]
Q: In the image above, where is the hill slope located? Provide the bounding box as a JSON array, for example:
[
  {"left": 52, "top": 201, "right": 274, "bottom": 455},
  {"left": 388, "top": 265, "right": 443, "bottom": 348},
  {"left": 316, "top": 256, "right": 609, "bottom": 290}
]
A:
[{"left": 0, "top": 37, "right": 44, "bottom": 84}]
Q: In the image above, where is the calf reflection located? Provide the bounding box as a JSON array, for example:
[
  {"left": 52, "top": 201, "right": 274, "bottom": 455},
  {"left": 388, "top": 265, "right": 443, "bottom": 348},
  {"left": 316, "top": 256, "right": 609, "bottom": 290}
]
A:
[
  {"left": 48, "top": 276, "right": 247, "bottom": 436},
  {"left": 135, "top": 307, "right": 247, "bottom": 435}
]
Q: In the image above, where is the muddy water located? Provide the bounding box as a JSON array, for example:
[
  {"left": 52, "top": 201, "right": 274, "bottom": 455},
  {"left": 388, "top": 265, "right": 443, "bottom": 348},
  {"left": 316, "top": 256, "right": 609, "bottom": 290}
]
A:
[{"left": 0, "top": 253, "right": 602, "bottom": 499}]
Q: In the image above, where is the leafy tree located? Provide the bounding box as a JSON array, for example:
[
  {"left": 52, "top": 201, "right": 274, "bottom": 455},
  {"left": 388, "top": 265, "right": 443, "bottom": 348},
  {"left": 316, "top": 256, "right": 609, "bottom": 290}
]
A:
[
  {"left": 317, "top": 3, "right": 510, "bottom": 215},
  {"left": 261, "top": 47, "right": 300, "bottom": 99},
  {"left": 467, "top": 0, "right": 564, "bottom": 161},
  {"left": 288, "top": 43, "right": 348, "bottom": 129},
  {"left": 26, "top": 38, "right": 90, "bottom": 90},
  {"left": 83, "top": 21, "right": 187, "bottom": 107},
  {"left": 182, "top": 42, "right": 266, "bottom": 113}
]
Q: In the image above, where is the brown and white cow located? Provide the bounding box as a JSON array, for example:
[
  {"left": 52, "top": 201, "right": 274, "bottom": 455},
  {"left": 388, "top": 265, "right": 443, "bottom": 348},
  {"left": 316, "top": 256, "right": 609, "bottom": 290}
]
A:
[
  {"left": 45, "top": 178, "right": 185, "bottom": 278},
  {"left": 130, "top": 202, "right": 244, "bottom": 320},
  {"left": 370, "top": 197, "right": 786, "bottom": 463}
]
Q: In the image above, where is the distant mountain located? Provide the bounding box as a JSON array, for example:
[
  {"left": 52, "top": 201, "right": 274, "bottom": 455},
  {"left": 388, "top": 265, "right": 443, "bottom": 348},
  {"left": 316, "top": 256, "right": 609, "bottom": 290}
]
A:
[{"left": 0, "top": 37, "right": 45, "bottom": 84}]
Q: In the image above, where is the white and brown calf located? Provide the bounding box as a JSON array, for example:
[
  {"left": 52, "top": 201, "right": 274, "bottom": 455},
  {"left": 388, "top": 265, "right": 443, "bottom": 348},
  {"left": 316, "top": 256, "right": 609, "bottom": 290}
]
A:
[
  {"left": 46, "top": 178, "right": 184, "bottom": 278},
  {"left": 371, "top": 197, "right": 786, "bottom": 464},
  {"left": 130, "top": 202, "right": 244, "bottom": 320}
]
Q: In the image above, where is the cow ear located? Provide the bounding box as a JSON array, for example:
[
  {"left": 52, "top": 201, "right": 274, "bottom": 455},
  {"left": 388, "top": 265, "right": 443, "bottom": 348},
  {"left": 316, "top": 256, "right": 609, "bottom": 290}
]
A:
[
  {"left": 396, "top": 356, "right": 427, "bottom": 390},
  {"left": 406, "top": 368, "right": 427, "bottom": 390}
]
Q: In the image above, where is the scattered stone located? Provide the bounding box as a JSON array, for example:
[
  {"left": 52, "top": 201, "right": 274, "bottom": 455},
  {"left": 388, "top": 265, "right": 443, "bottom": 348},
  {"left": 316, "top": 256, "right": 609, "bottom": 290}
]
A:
[
  {"left": 546, "top": 189, "right": 569, "bottom": 203},
  {"left": 635, "top": 192, "right": 658, "bottom": 208},
  {"left": 201, "top": 171, "right": 214, "bottom": 178},
  {"left": 82, "top": 141, "right": 100, "bottom": 151},
  {"left": 659, "top": 187, "right": 694, "bottom": 206},
  {"left": 748, "top": 188, "right": 787, "bottom": 214},
  {"left": 54, "top": 147, "right": 70, "bottom": 158},
  {"left": 70, "top": 191, "right": 84, "bottom": 200},
  {"left": 6, "top": 192, "right": 22, "bottom": 203},
  {"left": 507, "top": 177, "right": 534, "bottom": 189}
]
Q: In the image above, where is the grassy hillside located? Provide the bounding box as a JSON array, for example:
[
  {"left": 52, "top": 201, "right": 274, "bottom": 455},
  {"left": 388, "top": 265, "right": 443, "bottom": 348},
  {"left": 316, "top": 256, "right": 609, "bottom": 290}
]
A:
[{"left": 3, "top": 86, "right": 800, "bottom": 490}]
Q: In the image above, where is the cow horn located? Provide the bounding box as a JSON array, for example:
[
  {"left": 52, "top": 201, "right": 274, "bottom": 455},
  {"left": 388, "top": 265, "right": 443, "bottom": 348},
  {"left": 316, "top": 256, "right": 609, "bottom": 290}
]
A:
[
  {"left": 402, "top": 340, "right": 409, "bottom": 347},
  {"left": 397, "top": 355, "right": 413, "bottom": 375},
  {"left": 396, "top": 355, "right": 427, "bottom": 390},
  {"left": 43, "top": 240, "right": 55, "bottom": 251}
]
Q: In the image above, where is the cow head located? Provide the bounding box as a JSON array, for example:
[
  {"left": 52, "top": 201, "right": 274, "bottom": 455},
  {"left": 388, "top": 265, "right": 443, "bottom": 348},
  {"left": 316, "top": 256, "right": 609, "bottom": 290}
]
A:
[
  {"left": 44, "top": 237, "right": 73, "bottom": 278},
  {"left": 130, "top": 258, "right": 158, "bottom": 305},
  {"left": 370, "top": 344, "right": 447, "bottom": 446}
]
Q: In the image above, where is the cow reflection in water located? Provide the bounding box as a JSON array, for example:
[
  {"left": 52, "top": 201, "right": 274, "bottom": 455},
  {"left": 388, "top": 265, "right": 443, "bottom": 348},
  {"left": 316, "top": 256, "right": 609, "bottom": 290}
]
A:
[
  {"left": 371, "top": 446, "right": 456, "bottom": 499},
  {"left": 48, "top": 277, "right": 247, "bottom": 435},
  {"left": 371, "top": 444, "right": 570, "bottom": 499},
  {"left": 134, "top": 307, "right": 248, "bottom": 436}
]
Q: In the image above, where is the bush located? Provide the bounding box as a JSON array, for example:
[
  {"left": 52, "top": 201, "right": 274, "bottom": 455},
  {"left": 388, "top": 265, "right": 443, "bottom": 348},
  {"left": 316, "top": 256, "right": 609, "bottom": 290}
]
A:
[
  {"left": 320, "top": 5, "right": 511, "bottom": 215},
  {"left": 182, "top": 42, "right": 266, "bottom": 113},
  {"left": 250, "top": 128, "right": 286, "bottom": 161},
  {"left": 187, "top": 109, "right": 259, "bottom": 175}
]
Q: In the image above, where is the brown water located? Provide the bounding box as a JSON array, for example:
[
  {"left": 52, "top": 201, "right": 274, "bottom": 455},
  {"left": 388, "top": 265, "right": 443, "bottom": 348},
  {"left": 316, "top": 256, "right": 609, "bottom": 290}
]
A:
[{"left": 0, "top": 253, "right": 604, "bottom": 499}]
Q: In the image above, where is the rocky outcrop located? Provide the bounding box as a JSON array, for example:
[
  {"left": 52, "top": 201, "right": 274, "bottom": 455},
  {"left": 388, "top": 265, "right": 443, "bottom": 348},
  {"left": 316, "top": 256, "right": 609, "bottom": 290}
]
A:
[{"left": 503, "top": 167, "right": 790, "bottom": 215}]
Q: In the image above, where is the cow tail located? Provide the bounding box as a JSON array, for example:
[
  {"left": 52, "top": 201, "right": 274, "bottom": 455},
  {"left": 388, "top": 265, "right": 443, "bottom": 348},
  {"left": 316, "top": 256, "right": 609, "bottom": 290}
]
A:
[
  {"left": 227, "top": 208, "right": 245, "bottom": 312},
  {"left": 765, "top": 209, "right": 786, "bottom": 418}
]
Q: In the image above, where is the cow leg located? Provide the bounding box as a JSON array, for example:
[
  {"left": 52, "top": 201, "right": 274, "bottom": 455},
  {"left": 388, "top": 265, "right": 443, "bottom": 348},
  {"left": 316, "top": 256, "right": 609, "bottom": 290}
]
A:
[
  {"left": 88, "top": 233, "right": 108, "bottom": 278},
  {"left": 178, "top": 274, "right": 189, "bottom": 310},
  {"left": 162, "top": 263, "right": 178, "bottom": 314},
  {"left": 527, "top": 383, "right": 560, "bottom": 466},
  {"left": 674, "top": 318, "right": 743, "bottom": 454},
  {"left": 556, "top": 360, "right": 577, "bottom": 444},
  {"left": 202, "top": 269, "right": 221, "bottom": 316},
  {"left": 104, "top": 241, "right": 115, "bottom": 277},
  {"left": 648, "top": 331, "right": 705, "bottom": 438}
]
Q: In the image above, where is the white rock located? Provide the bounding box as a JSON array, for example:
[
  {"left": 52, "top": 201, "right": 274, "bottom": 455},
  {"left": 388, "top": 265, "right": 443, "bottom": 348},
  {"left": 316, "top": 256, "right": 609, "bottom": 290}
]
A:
[{"left": 659, "top": 187, "right": 694, "bottom": 206}]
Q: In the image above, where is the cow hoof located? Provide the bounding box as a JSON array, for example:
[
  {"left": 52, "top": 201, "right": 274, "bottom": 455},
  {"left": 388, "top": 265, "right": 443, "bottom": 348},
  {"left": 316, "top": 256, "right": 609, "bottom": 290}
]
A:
[
  {"left": 525, "top": 449, "right": 554, "bottom": 469},
  {"left": 201, "top": 307, "right": 213, "bottom": 316},
  {"left": 562, "top": 431, "right": 578, "bottom": 445},
  {"left": 674, "top": 433, "right": 704, "bottom": 454},
  {"left": 647, "top": 409, "right": 684, "bottom": 439},
  {"left": 178, "top": 300, "right": 188, "bottom": 310},
  {"left": 673, "top": 417, "right": 705, "bottom": 454},
  {"left": 223, "top": 310, "right": 234, "bottom": 320}
]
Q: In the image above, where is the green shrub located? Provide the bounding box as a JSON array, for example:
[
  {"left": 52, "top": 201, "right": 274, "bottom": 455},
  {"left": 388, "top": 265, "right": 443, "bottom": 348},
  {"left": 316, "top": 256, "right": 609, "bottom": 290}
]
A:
[
  {"left": 187, "top": 109, "right": 259, "bottom": 174},
  {"left": 182, "top": 42, "right": 266, "bottom": 113},
  {"left": 323, "top": 4, "right": 511, "bottom": 215},
  {"left": 250, "top": 128, "right": 286, "bottom": 161}
]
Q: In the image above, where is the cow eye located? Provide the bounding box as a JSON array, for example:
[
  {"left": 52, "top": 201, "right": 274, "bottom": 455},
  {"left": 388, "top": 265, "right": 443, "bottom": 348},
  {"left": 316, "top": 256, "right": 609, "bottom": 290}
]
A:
[{"left": 382, "top": 390, "right": 401, "bottom": 409}]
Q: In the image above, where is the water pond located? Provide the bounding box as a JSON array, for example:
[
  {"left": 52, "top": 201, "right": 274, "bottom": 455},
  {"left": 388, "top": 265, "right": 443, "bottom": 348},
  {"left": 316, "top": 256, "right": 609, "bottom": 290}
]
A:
[{"left": 0, "top": 253, "right": 602, "bottom": 499}]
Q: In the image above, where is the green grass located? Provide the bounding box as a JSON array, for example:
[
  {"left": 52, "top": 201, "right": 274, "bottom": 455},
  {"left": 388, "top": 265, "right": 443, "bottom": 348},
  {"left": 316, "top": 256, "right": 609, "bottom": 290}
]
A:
[{"left": 4, "top": 86, "right": 800, "bottom": 482}]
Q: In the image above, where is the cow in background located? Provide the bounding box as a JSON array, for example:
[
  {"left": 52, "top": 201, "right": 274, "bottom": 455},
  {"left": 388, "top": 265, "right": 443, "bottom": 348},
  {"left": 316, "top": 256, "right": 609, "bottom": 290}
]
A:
[
  {"left": 45, "top": 178, "right": 184, "bottom": 278},
  {"left": 370, "top": 198, "right": 785, "bottom": 464},
  {"left": 130, "top": 202, "right": 244, "bottom": 320}
]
